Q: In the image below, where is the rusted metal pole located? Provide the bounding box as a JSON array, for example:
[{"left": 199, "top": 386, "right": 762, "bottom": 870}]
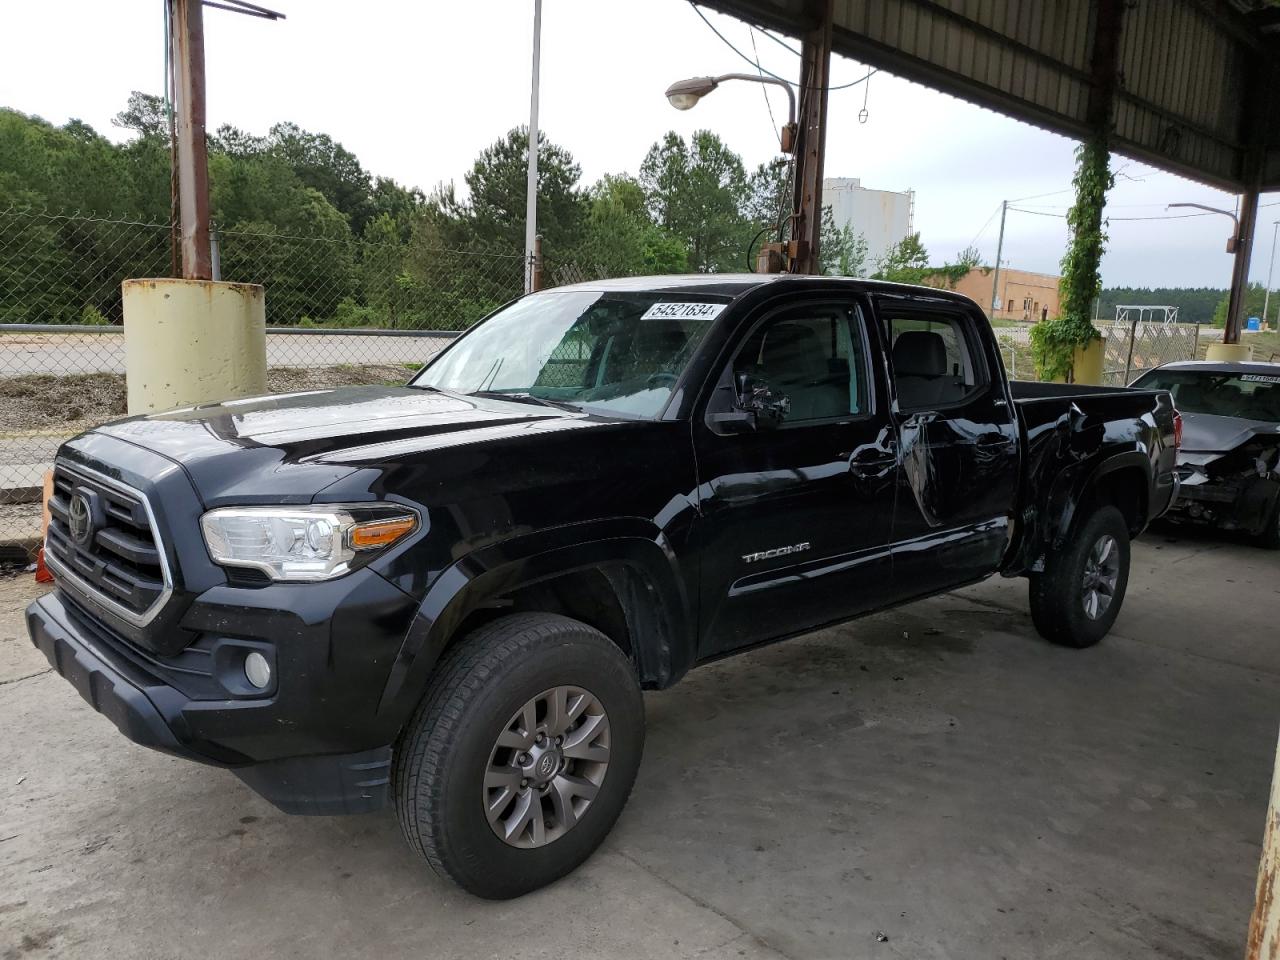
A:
[
  {"left": 1247, "top": 732, "right": 1280, "bottom": 959},
  {"left": 1225, "top": 187, "right": 1259, "bottom": 345},
  {"left": 787, "top": 0, "right": 832, "bottom": 276},
  {"left": 170, "top": 0, "right": 213, "bottom": 281}
]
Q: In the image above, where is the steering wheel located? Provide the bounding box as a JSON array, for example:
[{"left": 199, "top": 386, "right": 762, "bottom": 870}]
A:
[{"left": 647, "top": 372, "right": 678, "bottom": 388}]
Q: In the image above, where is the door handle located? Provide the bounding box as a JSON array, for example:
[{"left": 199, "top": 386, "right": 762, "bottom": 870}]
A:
[{"left": 845, "top": 447, "right": 897, "bottom": 478}]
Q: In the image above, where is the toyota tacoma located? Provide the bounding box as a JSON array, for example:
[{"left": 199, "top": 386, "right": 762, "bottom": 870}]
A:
[{"left": 28, "top": 275, "right": 1179, "bottom": 898}]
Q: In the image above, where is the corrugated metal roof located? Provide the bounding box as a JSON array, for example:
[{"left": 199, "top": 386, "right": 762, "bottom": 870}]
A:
[{"left": 698, "top": 0, "right": 1280, "bottom": 192}]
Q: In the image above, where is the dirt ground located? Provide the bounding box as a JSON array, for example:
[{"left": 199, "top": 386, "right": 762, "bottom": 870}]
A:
[
  {"left": 2, "top": 530, "right": 1278, "bottom": 959},
  {"left": 0, "top": 365, "right": 413, "bottom": 434}
]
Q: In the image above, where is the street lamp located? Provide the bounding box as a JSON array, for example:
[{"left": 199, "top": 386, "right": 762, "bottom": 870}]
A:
[
  {"left": 1264, "top": 220, "right": 1280, "bottom": 328},
  {"left": 1166, "top": 202, "right": 1242, "bottom": 252},
  {"left": 664, "top": 73, "right": 798, "bottom": 153}
]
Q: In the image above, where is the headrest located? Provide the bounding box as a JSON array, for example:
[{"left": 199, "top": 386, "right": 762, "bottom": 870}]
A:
[
  {"left": 893, "top": 331, "right": 948, "bottom": 378},
  {"left": 759, "top": 322, "right": 828, "bottom": 382}
]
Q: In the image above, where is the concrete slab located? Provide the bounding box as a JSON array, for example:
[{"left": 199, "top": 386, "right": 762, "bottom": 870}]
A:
[{"left": 1, "top": 532, "right": 1276, "bottom": 959}]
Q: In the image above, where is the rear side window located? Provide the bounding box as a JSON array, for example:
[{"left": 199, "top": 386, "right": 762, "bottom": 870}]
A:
[{"left": 882, "top": 309, "right": 987, "bottom": 411}]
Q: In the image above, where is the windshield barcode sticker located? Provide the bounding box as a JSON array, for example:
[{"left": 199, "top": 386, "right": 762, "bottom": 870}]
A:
[
  {"left": 641, "top": 302, "right": 725, "bottom": 321},
  {"left": 1240, "top": 374, "right": 1280, "bottom": 384}
]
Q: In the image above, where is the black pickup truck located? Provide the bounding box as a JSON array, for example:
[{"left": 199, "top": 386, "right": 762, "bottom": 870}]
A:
[{"left": 28, "top": 275, "right": 1179, "bottom": 898}]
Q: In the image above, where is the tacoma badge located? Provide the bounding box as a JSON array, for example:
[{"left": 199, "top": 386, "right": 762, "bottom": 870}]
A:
[{"left": 742, "top": 542, "right": 810, "bottom": 563}]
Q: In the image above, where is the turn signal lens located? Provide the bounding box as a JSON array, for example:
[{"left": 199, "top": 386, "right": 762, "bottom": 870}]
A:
[
  {"left": 1173, "top": 411, "right": 1183, "bottom": 450},
  {"left": 350, "top": 515, "right": 417, "bottom": 551}
]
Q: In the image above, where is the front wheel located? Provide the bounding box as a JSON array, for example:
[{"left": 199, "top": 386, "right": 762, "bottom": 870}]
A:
[
  {"left": 1029, "top": 504, "right": 1131, "bottom": 648},
  {"left": 394, "top": 613, "right": 644, "bottom": 899}
]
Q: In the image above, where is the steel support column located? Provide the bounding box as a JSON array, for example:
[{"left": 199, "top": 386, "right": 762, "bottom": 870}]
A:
[
  {"left": 788, "top": 0, "right": 832, "bottom": 276},
  {"left": 170, "top": 0, "right": 212, "bottom": 281}
]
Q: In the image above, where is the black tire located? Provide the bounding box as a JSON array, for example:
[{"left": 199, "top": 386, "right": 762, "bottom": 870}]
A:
[
  {"left": 394, "top": 612, "right": 643, "bottom": 899},
  {"left": 1028, "top": 504, "right": 1131, "bottom": 648},
  {"left": 1256, "top": 495, "right": 1280, "bottom": 550}
]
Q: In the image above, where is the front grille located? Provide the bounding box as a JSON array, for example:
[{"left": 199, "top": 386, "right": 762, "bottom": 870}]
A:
[{"left": 45, "top": 462, "right": 171, "bottom": 625}]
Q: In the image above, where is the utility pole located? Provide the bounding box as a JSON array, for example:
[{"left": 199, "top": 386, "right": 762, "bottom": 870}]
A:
[
  {"left": 989, "top": 200, "right": 1007, "bottom": 319},
  {"left": 524, "top": 0, "right": 542, "bottom": 294},
  {"left": 1264, "top": 220, "right": 1279, "bottom": 327},
  {"left": 788, "top": 0, "right": 833, "bottom": 275},
  {"left": 169, "top": 0, "right": 212, "bottom": 281}
]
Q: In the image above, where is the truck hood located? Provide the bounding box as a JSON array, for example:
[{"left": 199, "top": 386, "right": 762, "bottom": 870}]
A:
[
  {"left": 1178, "top": 411, "right": 1280, "bottom": 453},
  {"left": 93, "top": 386, "right": 586, "bottom": 505}
]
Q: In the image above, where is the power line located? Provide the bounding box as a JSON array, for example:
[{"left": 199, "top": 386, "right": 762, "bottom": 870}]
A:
[
  {"left": 749, "top": 27, "right": 781, "bottom": 146},
  {"left": 688, "top": 3, "right": 877, "bottom": 93},
  {"left": 967, "top": 203, "right": 1002, "bottom": 250}
]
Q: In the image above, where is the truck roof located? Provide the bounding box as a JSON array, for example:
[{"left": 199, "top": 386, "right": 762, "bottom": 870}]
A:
[{"left": 548, "top": 273, "right": 977, "bottom": 305}]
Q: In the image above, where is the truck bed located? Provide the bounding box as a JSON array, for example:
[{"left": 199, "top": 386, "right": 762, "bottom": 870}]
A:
[{"left": 1009, "top": 380, "right": 1160, "bottom": 402}]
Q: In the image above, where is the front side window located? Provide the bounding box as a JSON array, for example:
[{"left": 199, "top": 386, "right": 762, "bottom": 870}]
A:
[
  {"left": 883, "top": 309, "right": 986, "bottom": 411},
  {"left": 1131, "top": 369, "right": 1280, "bottom": 422},
  {"left": 728, "top": 306, "right": 868, "bottom": 423},
  {"left": 412, "top": 290, "right": 727, "bottom": 418}
]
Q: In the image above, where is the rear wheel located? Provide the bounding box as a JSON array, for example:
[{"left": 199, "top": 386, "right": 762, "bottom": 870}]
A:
[
  {"left": 394, "top": 613, "right": 643, "bottom": 899},
  {"left": 1256, "top": 495, "right": 1280, "bottom": 550},
  {"left": 1029, "top": 504, "right": 1130, "bottom": 648}
]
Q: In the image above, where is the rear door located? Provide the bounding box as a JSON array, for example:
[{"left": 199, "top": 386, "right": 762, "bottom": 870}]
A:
[
  {"left": 875, "top": 296, "right": 1020, "bottom": 600},
  {"left": 692, "top": 296, "right": 898, "bottom": 655}
]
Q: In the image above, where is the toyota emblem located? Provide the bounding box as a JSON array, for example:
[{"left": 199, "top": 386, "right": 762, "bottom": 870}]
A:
[{"left": 67, "top": 493, "right": 94, "bottom": 546}]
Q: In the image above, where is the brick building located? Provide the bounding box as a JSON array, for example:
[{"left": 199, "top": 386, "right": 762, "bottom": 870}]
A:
[{"left": 946, "top": 267, "right": 1062, "bottom": 321}]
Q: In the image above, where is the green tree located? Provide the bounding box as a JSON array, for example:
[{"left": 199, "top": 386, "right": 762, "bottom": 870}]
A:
[
  {"left": 872, "top": 233, "right": 931, "bottom": 284},
  {"left": 639, "top": 130, "right": 751, "bottom": 272},
  {"left": 1211, "top": 283, "right": 1267, "bottom": 327},
  {"left": 576, "top": 174, "right": 687, "bottom": 277},
  {"left": 264, "top": 122, "right": 373, "bottom": 232},
  {"left": 112, "top": 92, "right": 168, "bottom": 139},
  {"left": 819, "top": 206, "right": 868, "bottom": 277}
]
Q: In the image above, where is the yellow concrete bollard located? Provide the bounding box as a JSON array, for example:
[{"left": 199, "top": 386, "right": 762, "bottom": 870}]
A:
[
  {"left": 1050, "top": 337, "right": 1107, "bottom": 385},
  {"left": 1071, "top": 337, "right": 1106, "bottom": 385},
  {"left": 1205, "top": 342, "right": 1254, "bottom": 362},
  {"left": 122, "top": 278, "right": 267, "bottom": 415}
]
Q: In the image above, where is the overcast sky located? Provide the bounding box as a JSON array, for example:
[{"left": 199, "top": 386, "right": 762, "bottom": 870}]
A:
[{"left": 3, "top": 0, "right": 1278, "bottom": 290}]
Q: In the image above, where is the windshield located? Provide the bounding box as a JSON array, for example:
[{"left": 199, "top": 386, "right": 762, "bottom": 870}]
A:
[
  {"left": 1133, "top": 368, "right": 1280, "bottom": 422},
  {"left": 411, "top": 290, "right": 727, "bottom": 418}
]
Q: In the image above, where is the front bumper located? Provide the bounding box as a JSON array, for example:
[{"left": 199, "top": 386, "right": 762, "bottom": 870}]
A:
[
  {"left": 27, "top": 570, "right": 420, "bottom": 814},
  {"left": 1168, "top": 472, "right": 1279, "bottom": 536}
]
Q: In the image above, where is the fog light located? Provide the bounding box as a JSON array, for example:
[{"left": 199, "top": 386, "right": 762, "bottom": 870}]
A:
[{"left": 244, "top": 651, "right": 272, "bottom": 689}]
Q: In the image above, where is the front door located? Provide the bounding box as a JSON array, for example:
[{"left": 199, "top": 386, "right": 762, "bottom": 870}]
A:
[
  {"left": 693, "top": 298, "right": 898, "bottom": 656},
  {"left": 876, "top": 295, "right": 1020, "bottom": 601}
]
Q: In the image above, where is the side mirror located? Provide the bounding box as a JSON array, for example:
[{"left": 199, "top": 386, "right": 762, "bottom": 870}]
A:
[{"left": 736, "top": 372, "right": 790, "bottom": 429}]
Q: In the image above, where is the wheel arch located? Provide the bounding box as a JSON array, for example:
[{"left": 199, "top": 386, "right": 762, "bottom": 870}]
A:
[{"left": 376, "top": 522, "right": 695, "bottom": 726}]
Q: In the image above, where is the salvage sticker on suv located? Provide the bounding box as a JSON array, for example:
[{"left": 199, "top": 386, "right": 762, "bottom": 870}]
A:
[
  {"left": 641, "top": 302, "right": 725, "bottom": 321},
  {"left": 1241, "top": 374, "right": 1280, "bottom": 384}
]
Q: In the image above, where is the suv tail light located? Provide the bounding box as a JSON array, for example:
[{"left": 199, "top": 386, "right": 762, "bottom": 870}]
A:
[{"left": 1172, "top": 411, "right": 1183, "bottom": 450}]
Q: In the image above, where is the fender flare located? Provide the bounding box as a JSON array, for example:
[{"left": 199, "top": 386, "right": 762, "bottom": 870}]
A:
[
  {"left": 1045, "top": 449, "right": 1153, "bottom": 548},
  {"left": 375, "top": 518, "right": 696, "bottom": 722}
]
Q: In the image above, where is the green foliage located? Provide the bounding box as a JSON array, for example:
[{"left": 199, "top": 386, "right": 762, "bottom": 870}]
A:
[
  {"left": 1033, "top": 136, "right": 1113, "bottom": 380},
  {"left": 819, "top": 206, "right": 867, "bottom": 277},
  {"left": 1097, "top": 286, "right": 1223, "bottom": 325},
  {"left": 1210, "top": 282, "right": 1268, "bottom": 328},
  {"left": 872, "top": 233, "right": 931, "bottom": 284},
  {"left": 640, "top": 130, "right": 753, "bottom": 272},
  {"left": 930, "top": 245, "right": 983, "bottom": 289}
]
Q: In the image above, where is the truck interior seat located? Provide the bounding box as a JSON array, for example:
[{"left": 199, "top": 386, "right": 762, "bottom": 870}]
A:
[
  {"left": 892, "top": 330, "right": 958, "bottom": 409},
  {"left": 756, "top": 322, "right": 847, "bottom": 420}
]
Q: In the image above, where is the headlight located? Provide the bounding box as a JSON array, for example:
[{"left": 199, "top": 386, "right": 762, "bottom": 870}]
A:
[{"left": 200, "top": 504, "right": 419, "bottom": 582}]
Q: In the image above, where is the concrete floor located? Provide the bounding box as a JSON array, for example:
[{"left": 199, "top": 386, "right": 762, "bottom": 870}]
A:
[{"left": 2, "top": 529, "right": 1277, "bottom": 959}]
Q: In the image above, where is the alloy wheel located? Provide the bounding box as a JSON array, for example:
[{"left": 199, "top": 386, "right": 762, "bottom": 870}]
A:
[
  {"left": 1081, "top": 533, "right": 1120, "bottom": 620},
  {"left": 483, "top": 686, "right": 611, "bottom": 848}
]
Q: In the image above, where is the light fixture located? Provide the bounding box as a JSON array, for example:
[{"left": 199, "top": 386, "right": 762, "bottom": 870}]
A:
[
  {"left": 664, "top": 72, "right": 798, "bottom": 153},
  {"left": 244, "top": 651, "right": 272, "bottom": 690}
]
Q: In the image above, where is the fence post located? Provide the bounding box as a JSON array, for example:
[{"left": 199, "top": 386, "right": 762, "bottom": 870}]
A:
[
  {"left": 210, "top": 223, "right": 221, "bottom": 282},
  {"left": 531, "top": 234, "right": 543, "bottom": 292},
  {"left": 1123, "top": 314, "right": 1139, "bottom": 383}
]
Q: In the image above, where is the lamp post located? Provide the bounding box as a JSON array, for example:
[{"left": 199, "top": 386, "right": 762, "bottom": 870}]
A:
[{"left": 1264, "top": 220, "right": 1280, "bottom": 328}]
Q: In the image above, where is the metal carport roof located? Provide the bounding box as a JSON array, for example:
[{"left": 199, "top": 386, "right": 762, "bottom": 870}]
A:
[{"left": 697, "top": 0, "right": 1280, "bottom": 193}]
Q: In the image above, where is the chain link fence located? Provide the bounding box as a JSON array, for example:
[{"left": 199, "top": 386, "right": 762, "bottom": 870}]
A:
[{"left": 0, "top": 204, "right": 1212, "bottom": 558}]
